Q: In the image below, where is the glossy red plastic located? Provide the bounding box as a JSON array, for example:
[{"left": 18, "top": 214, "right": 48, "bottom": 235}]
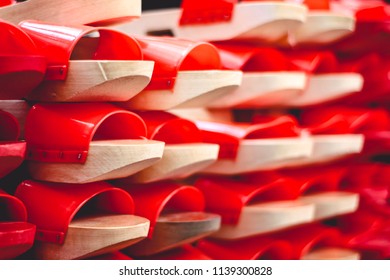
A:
[
  {"left": 0, "top": 142, "right": 26, "bottom": 179},
  {"left": 0, "top": 222, "right": 36, "bottom": 260},
  {"left": 214, "top": 43, "right": 295, "bottom": 71},
  {"left": 179, "top": 0, "right": 236, "bottom": 25},
  {"left": 283, "top": 51, "right": 343, "bottom": 74},
  {"left": 15, "top": 180, "right": 134, "bottom": 245},
  {"left": 0, "top": 109, "right": 20, "bottom": 141},
  {"left": 143, "top": 244, "right": 212, "bottom": 260},
  {"left": 135, "top": 111, "right": 202, "bottom": 144},
  {"left": 19, "top": 20, "right": 143, "bottom": 80},
  {"left": 332, "top": 5, "right": 390, "bottom": 56},
  {"left": 273, "top": 224, "right": 344, "bottom": 259},
  {"left": 301, "top": 107, "right": 390, "bottom": 155},
  {"left": 280, "top": 165, "right": 346, "bottom": 194},
  {"left": 195, "top": 176, "right": 301, "bottom": 224},
  {"left": 0, "top": 189, "right": 27, "bottom": 221},
  {"left": 195, "top": 115, "right": 301, "bottom": 159},
  {"left": 336, "top": 210, "right": 390, "bottom": 259},
  {"left": 119, "top": 182, "right": 205, "bottom": 237},
  {"left": 197, "top": 236, "right": 293, "bottom": 260},
  {"left": 0, "top": 20, "right": 46, "bottom": 99},
  {"left": 135, "top": 36, "right": 221, "bottom": 90},
  {"left": 342, "top": 163, "right": 390, "bottom": 216},
  {"left": 25, "top": 103, "right": 147, "bottom": 164},
  {"left": 335, "top": 54, "right": 390, "bottom": 105}
]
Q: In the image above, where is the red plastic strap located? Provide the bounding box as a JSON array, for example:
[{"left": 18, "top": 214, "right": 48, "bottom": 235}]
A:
[
  {"left": 280, "top": 166, "right": 346, "bottom": 194},
  {"left": 300, "top": 107, "right": 390, "bottom": 135},
  {"left": 215, "top": 43, "right": 293, "bottom": 71},
  {"left": 196, "top": 116, "right": 300, "bottom": 159},
  {"left": 0, "top": 20, "right": 39, "bottom": 55},
  {"left": 19, "top": 20, "right": 142, "bottom": 80},
  {"left": 179, "top": 0, "right": 237, "bottom": 25},
  {"left": 356, "top": 6, "right": 389, "bottom": 21},
  {"left": 274, "top": 224, "right": 344, "bottom": 259},
  {"left": 302, "top": 0, "right": 330, "bottom": 10},
  {"left": 119, "top": 182, "right": 205, "bottom": 237},
  {"left": 25, "top": 103, "right": 147, "bottom": 164},
  {"left": 135, "top": 36, "right": 221, "bottom": 90},
  {"left": 135, "top": 111, "right": 202, "bottom": 144},
  {"left": 0, "top": 109, "right": 19, "bottom": 141},
  {"left": 15, "top": 180, "right": 134, "bottom": 245},
  {"left": 0, "top": 0, "right": 13, "bottom": 7},
  {"left": 0, "top": 189, "right": 27, "bottom": 221},
  {"left": 284, "top": 51, "right": 340, "bottom": 73},
  {"left": 147, "top": 244, "right": 212, "bottom": 260},
  {"left": 0, "top": 222, "right": 36, "bottom": 255},
  {"left": 195, "top": 177, "right": 301, "bottom": 224},
  {"left": 197, "top": 236, "right": 293, "bottom": 260}
]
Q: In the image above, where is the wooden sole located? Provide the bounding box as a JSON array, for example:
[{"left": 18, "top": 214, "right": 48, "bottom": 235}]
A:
[
  {"left": 283, "top": 73, "right": 363, "bottom": 107},
  {"left": 119, "top": 70, "right": 242, "bottom": 110},
  {"left": 0, "top": 0, "right": 141, "bottom": 25},
  {"left": 26, "top": 61, "right": 154, "bottom": 102},
  {"left": 122, "top": 143, "right": 220, "bottom": 184},
  {"left": 202, "top": 137, "right": 313, "bottom": 175},
  {"left": 34, "top": 214, "right": 150, "bottom": 260},
  {"left": 115, "top": 3, "right": 306, "bottom": 42},
  {"left": 124, "top": 212, "right": 221, "bottom": 256},
  {"left": 299, "top": 191, "right": 359, "bottom": 220},
  {"left": 287, "top": 134, "right": 364, "bottom": 167},
  {"left": 289, "top": 12, "right": 355, "bottom": 45},
  {"left": 208, "top": 72, "right": 306, "bottom": 109},
  {"left": 212, "top": 200, "right": 315, "bottom": 240},
  {"left": 28, "top": 139, "right": 165, "bottom": 184},
  {"left": 302, "top": 247, "right": 360, "bottom": 260}
]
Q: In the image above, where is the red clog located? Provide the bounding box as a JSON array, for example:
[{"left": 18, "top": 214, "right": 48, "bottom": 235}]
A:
[
  {"left": 117, "top": 181, "right": 221, "bottom": 257},
  {"left": 194, "top": 176, "right": 314, "bottom": 239},
  {"left": 25, "top": 103, "right": 164, "bottom": 183},
  {"left": 117, "top": 36, "right": 242, "bottom": 110},
  {"left": 18, "top": 20, "right": 154, "bottom": 102},
  {"left": 117, "top": 111, "right": 219, "bottom": 184},
  {"left": 207, "top": 43, "right": 307, "bottom": 109},
  {"left": 115, "top": 0, "right": 307, "bottom": 43},
  {"left": 281, "top": 50, "right": 363, "bottom": 107},
  {"left": 15, "top": 180, "right": 150, "bottom": 260},
  {"left": 194, "top": 114, "right": 312, "bottom": 174}
]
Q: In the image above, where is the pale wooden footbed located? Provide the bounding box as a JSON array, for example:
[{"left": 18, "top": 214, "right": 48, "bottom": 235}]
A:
[
  {"left": 34, "top": 214, "right": 150, "bottom": 260},
  {"left": 28, "top": 140, "right": 165, "bottom": 184},
  {"left": 0, "top": 100, "right": 30, "bottom": 139},
  {"left": 114, "top": 3, "right": 307, "bottom": 42},
  {"left": 212, "top": 200, "right": 315, "bottom": 240},
  {"left": 121, "top": 143, "right": 220, "bottom": 184},
  {"left": 170, "top": 108, "right": 234, "bottom": 123},
  {"left": 302, "top": 247, "right": 360, "bottom": 260},
  {"left": 124, "top": 212, "right": 221, "bottom": 256},
  {"left": 119, "top": 70, "right": 242, "bottom": 110},
  {"left": 299, "top": 191, "right": 359, "bottom": 220},
  {"left": 208, "top": 72, "right": 307, "bottom": 109},
  {"left": 0, "top": 0, "right": 141, "bottom": 25},
  {"left": 289, "top": 134, "right": 364, "bottom": 167},
  {"left": 283, "top": 73, "right": 363, "bottom": 107},
  {"left": 27, "top": 61, "right": 154, "bottom": 102},
  {"left": 203, "top": 137, "right": 313, "bottom": 175},
  {"left": 289, "top": 11, "right": 355, "bottom": 45}
]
